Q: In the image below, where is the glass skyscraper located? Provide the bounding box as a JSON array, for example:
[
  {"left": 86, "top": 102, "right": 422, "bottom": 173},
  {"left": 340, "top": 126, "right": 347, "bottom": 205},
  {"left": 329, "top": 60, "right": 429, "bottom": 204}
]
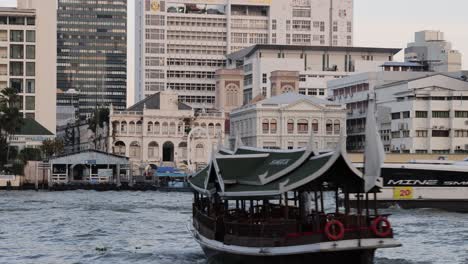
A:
[{"left": 57, "top": 0, "right": 127, "bottom": 118}]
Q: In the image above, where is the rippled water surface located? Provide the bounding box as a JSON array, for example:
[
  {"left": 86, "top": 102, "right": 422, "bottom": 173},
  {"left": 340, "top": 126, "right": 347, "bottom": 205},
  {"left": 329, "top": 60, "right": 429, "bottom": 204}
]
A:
[{"left": 0, "top": 191, "right": 466, "bottom": 264}]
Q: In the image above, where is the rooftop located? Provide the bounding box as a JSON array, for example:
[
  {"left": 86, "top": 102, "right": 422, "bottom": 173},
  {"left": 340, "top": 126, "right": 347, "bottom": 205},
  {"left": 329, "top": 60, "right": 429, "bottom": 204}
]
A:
[
  {"left": 227, "top": 44, "right": 402, "bottom": 60},
  {"left": 127, "top": 92, "right": 192, "bottom": 111},
  {"left": 15, "top": 119, "right": 54, "bottom": 136},
  {"left": 259, "top": 93, "right": 341, "bottom": 106}
]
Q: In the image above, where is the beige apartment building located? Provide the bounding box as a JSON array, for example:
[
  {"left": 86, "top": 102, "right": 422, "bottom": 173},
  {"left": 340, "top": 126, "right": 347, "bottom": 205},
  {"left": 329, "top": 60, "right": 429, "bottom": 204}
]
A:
[
  {"left": 134, "top": 0, "right": 354, "bottom": 109},
  {"left": 0, "top": 0, "right": 56, "bottom": 134}
]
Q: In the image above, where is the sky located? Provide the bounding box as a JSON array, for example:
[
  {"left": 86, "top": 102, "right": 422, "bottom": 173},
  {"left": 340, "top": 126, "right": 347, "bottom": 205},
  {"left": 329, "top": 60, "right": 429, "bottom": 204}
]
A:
[{"left": 1, "top": 0, "right": 468, "bottom": 104}]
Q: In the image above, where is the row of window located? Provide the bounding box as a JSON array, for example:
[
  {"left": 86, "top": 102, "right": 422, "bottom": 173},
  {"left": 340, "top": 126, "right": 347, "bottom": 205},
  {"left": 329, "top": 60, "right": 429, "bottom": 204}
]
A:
[
  {"left": 259, "top": 119, "right": 341, "bottom": 135},
  {"left": 393, "top": 130, "right": 468, "bottom": 138},
  {"left": 0, "top": 16, "right": 35, "bottom": 26},
  {"left": 393, "top": 111, "right": 468, "bottom": 119}
]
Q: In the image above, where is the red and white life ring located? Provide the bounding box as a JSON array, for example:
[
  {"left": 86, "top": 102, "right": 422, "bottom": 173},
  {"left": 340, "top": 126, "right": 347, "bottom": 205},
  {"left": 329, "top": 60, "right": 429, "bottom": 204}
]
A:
[
  {"left": 371, "top": 216, "right": 392, "bottom": 238},
  {"left": 324, "top": 219, "right": 345, "bottom": 241}
]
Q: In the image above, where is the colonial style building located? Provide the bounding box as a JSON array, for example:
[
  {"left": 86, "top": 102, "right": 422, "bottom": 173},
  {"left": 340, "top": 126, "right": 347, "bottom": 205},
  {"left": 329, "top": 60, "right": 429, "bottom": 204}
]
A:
[
  {"left": 230, "top": 92, "right": 346, "bottom": 150},
  {"left": 109, "top": 91, "right": 225, "bottom": 170}
]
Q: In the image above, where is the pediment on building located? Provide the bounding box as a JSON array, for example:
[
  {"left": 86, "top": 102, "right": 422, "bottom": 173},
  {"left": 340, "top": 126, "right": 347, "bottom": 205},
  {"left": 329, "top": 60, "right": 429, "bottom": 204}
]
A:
[{"left": 282, "top": 99, "right": 325, "bottom": 111}]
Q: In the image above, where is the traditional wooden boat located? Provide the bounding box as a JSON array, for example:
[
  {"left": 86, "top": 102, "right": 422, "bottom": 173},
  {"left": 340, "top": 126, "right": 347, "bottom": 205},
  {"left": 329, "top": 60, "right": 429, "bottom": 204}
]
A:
[{"left": 188, "top": 135, "right": 401, "bottom": 264}]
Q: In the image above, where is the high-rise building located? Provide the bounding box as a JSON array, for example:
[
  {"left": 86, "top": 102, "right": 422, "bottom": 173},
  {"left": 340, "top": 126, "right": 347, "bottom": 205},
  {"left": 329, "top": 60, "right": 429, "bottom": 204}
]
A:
[
  {"left": 57, "top": 0, "right": 127, "bottom": 118},
  {"left": 405, "top": 30, "right": 462, "bottom": 73},
  {"left": 0, "top": 0, "right": 57, "bottom": 134},
  {"left": 135, "top": 0, "right": 354, "bottom": 108}
]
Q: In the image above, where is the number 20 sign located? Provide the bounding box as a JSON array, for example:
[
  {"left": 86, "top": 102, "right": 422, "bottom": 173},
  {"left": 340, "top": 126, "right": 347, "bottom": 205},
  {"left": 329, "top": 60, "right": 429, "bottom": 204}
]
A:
[{"left": 393, "top": 187, "right": 413, "bottom": 200}]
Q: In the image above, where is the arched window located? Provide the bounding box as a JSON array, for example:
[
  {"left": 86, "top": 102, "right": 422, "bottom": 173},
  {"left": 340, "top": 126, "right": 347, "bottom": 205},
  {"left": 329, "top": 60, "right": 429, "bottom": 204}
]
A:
[
  {"left": 297, "top": 119, "right": 308, "bottom": 134},
  {"left": 148, "top": 142, "right": 159, "bottom": 159},
  {"left": 226, "top": 84, "right": 239, "bottom": 107},
  {"left": 121, "top": 121, "right": 127, "bottom": 133},
  {"left": 312, "top": 119, "right": 319, "bottom": 134},
  {"left": 334, "top": 120, "right": 341, "bottom": 134},
  {"left": 270, "top": 119, "right": 278, "bottom": 134},
  {"left": 169, "top": 122, "right": 176, "bottom": 135},
  {"left": 162, "top": 122, "right": 168, "bottom": 135},
  {"left": 178, "top": 142, "right": 187, "bottom": 159},
  {"left": 129, "top": 141, "right": 141, "bottom": 159},
  {"left": 177, "top": 122, "right": 184, "bottom": 135},
  {"left": 147, "top": 122, "right": 153, "bottom": 133},
  {"left": 136, "top": 121, "right": 142, "bottom": 133},
  {"left": 287, "top": 119, "right": 294, "bottom": 134},
  {"left": 154, "top": 122, "right": 160, "bottom": 134},
  {"left": 262, "top": 119, "right": 269, "bottom": 134},
  {"left": 208, "top": 123, "right": 215, "bottom": 136},
  {"left": 114, "top": 141, "right": 126, "bottom": 156},
  {"left": 215, "top": 123, "right": 222, "bottom": 135},
  {"left": 326, "top": 120, "right": 333, "bottom": 135},
  {"left": 129, "top": 121, "right": 136, "bottom": 133},
  {"left": 112, "top": 121, "right": 119, "bottom": 134},
  {"left": 195, "top": 143, "right": 204, "bottom": 158},
  {"left": 201, "top": 123, "right": 207, "bottom": 134}
]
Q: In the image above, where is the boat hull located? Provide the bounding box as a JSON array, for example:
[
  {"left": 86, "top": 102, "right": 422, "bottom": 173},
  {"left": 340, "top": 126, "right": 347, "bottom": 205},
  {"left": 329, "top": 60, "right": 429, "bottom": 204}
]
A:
[
  {"left": 202, "top": 246, "right": 376, "bottom": 264},
  {"left": 350, "top": 199, "right": 468, "bottom": 213}
]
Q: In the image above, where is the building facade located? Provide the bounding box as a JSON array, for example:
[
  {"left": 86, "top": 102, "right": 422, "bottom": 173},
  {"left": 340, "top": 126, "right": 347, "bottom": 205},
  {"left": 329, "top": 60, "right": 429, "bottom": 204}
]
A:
[
  {"left": 109, "top": 91, "right": 225, "bottom": 169},
  {"left": 225, "top": 44, "right": 400, "bottom": 104},
  {"left": 230, "top": 93, "right": 346, "bottom": 150},
  {"left": 0, "top": 0, "right": 57, "bottom": 134},
  {"left": 376, "top": 74, "right": 468, "bottom": 154},
  {"left": 328, "top": 70, "right": 432, "bottom": 151},
  {"left": 405, "top": 30, "right": 462, "bottom": 73},
  {"left": 57, "top": 0, "right": 127, "bottom": 118},
  {"left": 134, "top": 0, "right": 354, "bottom": 108},
  {"left": 56, "top": 119, "right": 109, "bottom": 154}
]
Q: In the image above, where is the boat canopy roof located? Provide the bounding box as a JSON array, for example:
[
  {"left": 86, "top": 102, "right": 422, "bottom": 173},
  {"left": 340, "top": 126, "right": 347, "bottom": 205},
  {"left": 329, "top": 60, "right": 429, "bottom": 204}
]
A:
[{"left": 189, "top": 135, "right": 364, "bottom": 198}]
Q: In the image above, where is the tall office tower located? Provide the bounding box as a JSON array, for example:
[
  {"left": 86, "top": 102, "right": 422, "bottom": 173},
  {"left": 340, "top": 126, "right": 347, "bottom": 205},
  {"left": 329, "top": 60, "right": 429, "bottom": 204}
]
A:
[
  {"left": 405, "top": 30, "right": 462, "bottom": 73},
  {"left": 57, "top": 0, "right": 127, "bottom": 119},
  {"left": 135, "top": 0, "right": 354, "bottom": 109},
  {"left": 0, "top": 0, "right": 57, "bottom": 134}
]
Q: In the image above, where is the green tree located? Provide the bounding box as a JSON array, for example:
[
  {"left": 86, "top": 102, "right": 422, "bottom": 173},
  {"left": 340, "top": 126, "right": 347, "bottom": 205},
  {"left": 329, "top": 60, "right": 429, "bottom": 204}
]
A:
[
  {"left": 41, "top": 138, "right": 64, "bottom": 159},
  {"left": 0, "top": 87, "right": 24, "bottom": 165},
  {"left": 19, "top": 148, "right": 43, "bottom": 163}
]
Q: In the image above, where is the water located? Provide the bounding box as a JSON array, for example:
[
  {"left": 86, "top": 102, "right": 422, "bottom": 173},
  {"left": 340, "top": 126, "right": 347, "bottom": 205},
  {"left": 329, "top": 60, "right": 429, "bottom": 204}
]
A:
[{"left": 0, "top": 191, "right": 466, "bottom": 264}]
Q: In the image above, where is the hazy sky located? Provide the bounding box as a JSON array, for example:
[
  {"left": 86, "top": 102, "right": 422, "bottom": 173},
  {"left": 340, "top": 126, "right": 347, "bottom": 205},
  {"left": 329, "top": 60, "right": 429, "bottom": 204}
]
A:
[{"left": 2, "top": 0, "right": 467, "bottom": 103}]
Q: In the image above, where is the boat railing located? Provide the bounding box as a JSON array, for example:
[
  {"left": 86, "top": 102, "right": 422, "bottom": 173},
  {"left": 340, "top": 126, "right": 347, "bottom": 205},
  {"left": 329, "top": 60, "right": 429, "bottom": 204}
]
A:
[{"left": 224, "top": 219, "right": 297, "bottom": 238}]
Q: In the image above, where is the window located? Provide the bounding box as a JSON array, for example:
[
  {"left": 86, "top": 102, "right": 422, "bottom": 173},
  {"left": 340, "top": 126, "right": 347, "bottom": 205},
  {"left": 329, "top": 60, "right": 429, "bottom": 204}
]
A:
[
  {"left": 391, "top": 131, "right": 400, "bottom": 138},
  {"left": 391, "top": 113, "right": 401, "bottom": 120},
  {"left": 416, "top": 130, "right": 428, "bottom": 137},
  {"left": 432, "top": 130, "right": 449, "bottom": 137},
  {"left": 26, "top": 80, "right": 35, "bottom": 93},
  {"left": 10, "top": 79, "right": 23, "bottom": 93},
  {"left": 262, "top": 119, "right": 269, "bottom": 134},
  {"left": 9, "top": 17, "right": 24, "bottom": 25},
  {"left": 10, "top": 45, "right": 24, "bottom": 59},
  {"left": 334, "top": 120, "right": 340, "bottom": 134},
  {"left": 299, "top": 75, "right": 306, "bottom": 82},
  {"left": 402, "top": 111, "right": 410, "bottom": 119},
  {"left": 270, "top": 119, "right": 277, "bottom": 134},
  {"left": 326, "top": 120, "right": 333, "bottom": 135},
  {"left": 10, "top": 62, "right": 23, "bottom": 76},
  {"left": 455, "top": 111, "right": 468, "bottom": 118},
  {"left": 297, "top": 119, "right": 308, "bottom": 134},
  {"left": 272, "top": 19, "right": 277, "bottom": 30},
  {"left": 332, "top": 21, "right": 338, "bottom": 32},
  {"left": 312, "top": 120, "right": 319, "bottom": 133},
  {"left": 26, "top": 17, "right": 35, "bottom": 25},
  {"left": 432, "top": 111, "right": 450, "bottom": 118},
  {"left": 25, "top": 96, "right": 35, "bottom": 110},
  {"left": 454, "top": 130, "right": 468, "bottom": 137},
  {"left": 319, "top": 89, "right": 325, "bottom": 96},
  {"left": 262, "top": 73, "right": 267, "bottom": 84},
  {"left": 26, "top": 45, "right": 35, "bottom": 59},
  {"left": 10, "top": 30, "right": 23, "bottom": 42},
  {"left": 402, "top": 130, "right": 410, "bottom": 138},
  {"left": 415, "top": 111, "right": 428, "bottom": 118},
  {"left": 148, "top": 142, "right": 159, "bottom": 159},
  {"left": 287, "top": 120, "right": 294, "bottom": 134},
  {"left": 26, "top": 30, "right": 35, "bottom": 42},
  {"left": 26, "top": 62, "right": 35, "bottom": 76}
]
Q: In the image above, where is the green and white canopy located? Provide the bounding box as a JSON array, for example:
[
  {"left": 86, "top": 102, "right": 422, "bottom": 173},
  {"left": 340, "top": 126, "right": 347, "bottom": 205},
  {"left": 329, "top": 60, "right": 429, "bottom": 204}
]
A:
[{"left": 189, "top": 134, "right": 364, "bottom": 198}]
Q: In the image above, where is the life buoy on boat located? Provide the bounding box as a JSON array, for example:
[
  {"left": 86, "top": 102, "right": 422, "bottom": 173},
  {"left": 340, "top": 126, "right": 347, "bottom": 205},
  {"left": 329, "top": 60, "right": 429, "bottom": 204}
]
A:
[
  {"left": 371, "top": 216, "right": 392, "bottom": 238},
  {"left": 324, "top": 219, "right": 345, "bottom": 241}
]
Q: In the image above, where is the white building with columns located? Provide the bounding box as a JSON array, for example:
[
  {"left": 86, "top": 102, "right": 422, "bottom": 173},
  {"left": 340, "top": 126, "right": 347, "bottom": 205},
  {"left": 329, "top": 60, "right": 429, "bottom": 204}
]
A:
[
  {"left": 109, "top": 91, "right": 225, "bottom": 170},
  {"left": 230, "top": 92, "right": 346, "bottom": 150}
]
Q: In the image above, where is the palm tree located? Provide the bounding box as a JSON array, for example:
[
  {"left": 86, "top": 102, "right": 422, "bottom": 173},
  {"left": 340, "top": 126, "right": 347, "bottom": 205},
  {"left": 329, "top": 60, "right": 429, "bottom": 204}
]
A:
[{"left": 0, "top": 87, "right": 24, "bottom": 165}]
